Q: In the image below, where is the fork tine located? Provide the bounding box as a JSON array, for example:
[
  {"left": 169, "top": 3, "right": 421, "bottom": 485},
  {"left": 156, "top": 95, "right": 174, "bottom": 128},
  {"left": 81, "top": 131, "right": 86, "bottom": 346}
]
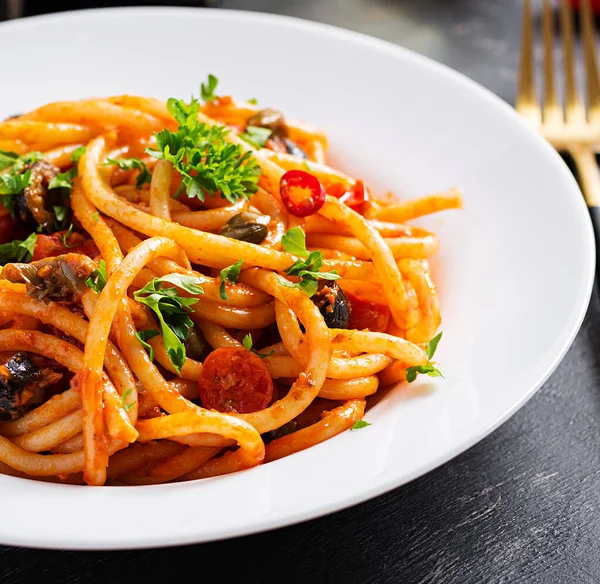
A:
[
  {"left": 542, "top": 0, "right": 563, "bottom": 124},
  {"left": 581, "top": 0, "right": 600, "bottom": 125},
  {"left": 560, "top": 0, "right": 586, "bottom": 123},
  {"left": 517, "top": 0, "right": 542, "bottom": 125}
]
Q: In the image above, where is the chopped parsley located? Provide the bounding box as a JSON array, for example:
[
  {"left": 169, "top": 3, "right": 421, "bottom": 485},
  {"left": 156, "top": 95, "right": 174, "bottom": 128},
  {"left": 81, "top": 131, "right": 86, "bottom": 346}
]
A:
[
  {"left": 105, "top": 157, "right": 152, "bottom": 189},
  {"left": 201, "top": 74, "right": 219, "bottom": 102},
  {"left": 405, "top": 332, "right": 444, "bottom": 382},
  {"left": 239, "top": 125, "right": 271, "bottom": 149},
  {"left": 0, "top": 232, "right": 37, "bottom": 265},
  {"left": 350, "top": 420, "right": 371, "bottom": 431},
  {"left": 85, "top": 259, "right": 107, "bottom": 294},
  {"left": 53, "top": 205, "right": 69, "bottom": 227},
  {"left": 92, "top": 211, "right": 100, "bottom": 223},
  {"left": 0, "top": 150, "right": 18, "bottom": 172},
  {"left": 242, "top": 333, "right": 275, "bottom": 359},
  {"left": 120, "top": 387, "right": 136, "bottom": 412},
  {"left": 146, "top": 92, "right": 261, "bottom": 205},
  {"left": 134, "top": 329, "right": 160, "bottom": 362},
  {"left": 71, "top": 146, "right": 86, "bottom": 164},
  {"left": 219, "top": 260, "right": 243, "bottom": 300},
  {"left": 279, "top": 227, "right": 339, "bottom": 297},
  {"left": 59, "top": 224, "right": 76, "bottom": 248},
  {"left": 133, "top": 274, "right": 204, "bottom": 375},
  {"left": 247, "top": 98, "right": 258, "bottom": 105}
]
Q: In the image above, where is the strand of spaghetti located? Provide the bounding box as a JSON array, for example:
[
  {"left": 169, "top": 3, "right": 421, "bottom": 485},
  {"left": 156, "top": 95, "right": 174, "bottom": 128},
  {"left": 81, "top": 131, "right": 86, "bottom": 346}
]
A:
[
  {"left": 52, "top": 433, "right": 84, "bottom": 454},
  {"left": 0, "top": 389, "right": 79, "bottom": 438},
  {"left": 307, "top": 215, "right": 412, "bottom": 238},
  {"left": 108, "top": 219, "right": 271, "bottom": 307},
  {"left": 0, "top": 292, "right": 137, "bottom": 441},
  {"left": 149, "top": 159, "right": 173, "bottom": 220},
  {"left": 398, "top": 259, "right": 441, "bottom": 344},
  {"left": 307, "top": 232, "right": 439, "bottom": 260},
  {"left": 368, "top": 188, "right": 463, "bottom": 221},
  {"left": 148, "top": 336, "right": 202, "bottom": 380},
  {"left": 273, "top": 301, "right": 395, "bottom": 378},
  {"left": 171, "top": 200, "right": 247, "bottom": 231},
  {"left": 106, "top": 440, "right": 186, "bottom": 480},
  {"left": 80, "top": 236, "right": 189, "bottom": 485},
  {"left": 330, "top": 330, "right": 427, "bottom": 365},
  {"left": 81, "top": 134, "right": 379, "bottom": 280},
  {"left": 12, "top": 410, "right": 82, "bottom": 453},
  {"left": 114, "top": 185, "right": 190, "bottom": 212},
  {"left": 136, "top": 411, "right": 264, "bottom": 476},
  {"left": 377, "top": 361, "right": 408, "bottom": 387},
  {"left": 265, "top": 399, "right": 366, "bottom": 463},
  {"left": 0, "top": 139, "right": 27, "bottom": 154},
  {"left": 312, "top": 376, "right": 378, "bottom": 400},
  {"left": 319, "top": 196, "right": 418, "bottom": 329},
  {"left": 43, "top": 143, "right": 85, "bottom": 168},
  {"left": 0, "top": 121, "right": 97, "bottom": 146},
  {"left": 119, "top": 446, "right": 222, "bottom": 485},
  {"left": 19, "top": 99, "right": 167, "bottom": 134}
]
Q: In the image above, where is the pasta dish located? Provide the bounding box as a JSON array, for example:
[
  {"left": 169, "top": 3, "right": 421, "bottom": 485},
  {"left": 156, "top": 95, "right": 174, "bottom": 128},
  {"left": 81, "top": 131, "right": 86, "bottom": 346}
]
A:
[{"left": 0, "top": 76, "right": 461, "bottom": 486}]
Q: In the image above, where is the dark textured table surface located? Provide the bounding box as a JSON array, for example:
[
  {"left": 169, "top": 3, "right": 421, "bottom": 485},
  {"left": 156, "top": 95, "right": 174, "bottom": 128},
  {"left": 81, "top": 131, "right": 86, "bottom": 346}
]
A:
[{"left": 2, "top": 1, "right": 600, "bottom": 582}]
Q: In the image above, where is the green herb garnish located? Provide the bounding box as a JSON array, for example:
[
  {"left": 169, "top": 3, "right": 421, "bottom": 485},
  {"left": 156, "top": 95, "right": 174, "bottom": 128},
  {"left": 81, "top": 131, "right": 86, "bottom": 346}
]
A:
[
  {"left": 0, "top": 232, "right": 36, "bottom": 265},
  {"left": 133, "top": 274, "right": 204, "bottom": 375},
  {"left": 120, "top": 388, "right": 137, "bottom": 412},
  {"left": 219, "top": 260, "right": 243, "bottom": 300},
  {"left": 105, "top": 157, "right": 152, "bottom": 189},
  {"left": 134, "top": 329, "right": 159, "bottom": 362},
  {"left": 350, "top": 420, "right": 371, "bottom": 431},
  {"left": 201, "top": 74, "right": 219, "bottom": 102},
  {"left": 92, "top": 211, "right": 100, "bottom": 223},
  {"left": 146, "top": 93, "right": 261, "bottom": 205},
  {"left": 71, "top": 146, "right": 86, "bottom": 164},
  {"left": 405, "top": 332, "right": 444, "bottom": 383},
  {"left": 279, "top": 227, "right": 339, "bottom": 297},
  {"left": 48, "top": 167, "right": 78, "bottom": 191},
  {"left": 247, "top": 98, "right": 258, "bottom": 105},
  {"left": 85, "top": 259, "right": 107, "bottom": 294},
  {"left": 59, "top": 224, "right": 76, "bottom": 248},
  {"left": 239, "top": 125, "right": 271, "bottom": 149},
  {"left": 242, "top": 333, "right": 275, "bottom": 360}
]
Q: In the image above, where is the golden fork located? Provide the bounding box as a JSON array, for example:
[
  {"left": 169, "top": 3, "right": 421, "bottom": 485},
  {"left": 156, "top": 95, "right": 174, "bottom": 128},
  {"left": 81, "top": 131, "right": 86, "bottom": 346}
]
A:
[{"left": 517, "top": 0, "right": 600, "bottom": 229}]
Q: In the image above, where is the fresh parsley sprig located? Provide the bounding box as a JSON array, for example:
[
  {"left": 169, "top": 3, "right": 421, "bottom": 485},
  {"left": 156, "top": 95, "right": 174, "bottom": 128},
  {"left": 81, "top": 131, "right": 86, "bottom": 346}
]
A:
[
  {"left": 350, "top": 420, "right": 371, "bottom": 431},
  {"left": 59, "top": 224, "right": 76, "bottom": 248},
  {"left": 201, "top": 74, "right": 219, "bottom": 102},
  {"left": 242, "top": 333, "right": 275, "bottom": 359},
  {"left": 71, "top": 146, "right": 86, "bottom": 164},
  {"left": 239, "top": 126, "right": 271, "bottom": 149},
  {"left": 0, "top": 233, "right": 36, "bottom": 265},
  {"left": 146, "top": 92, "right": 261, "bottom": 205},
  {"left": 105, "top": 157, "right": 152, "bottom": 189},
  {"left": 134, "top": 329, "right": 160, "bottom": 362},
  {"left": 134, "top": 274, "right": 204, "bottom": 374},
  {"left": 120, "top": 387, "right": 136, "bottom": 413},
  {"left": 48, "top": 167, "right": 78, "bottom": 191},
  {"left": 85, "top": 259, "right": 107, "bottom": 294},
  {"left": 0, "top": 171, "right": 31, "bottom": 217},
  {"left": 405, "top": 332, "right": 444, "bottom": 383},
  {"left": 219, "top": 260, "right": 243, "bottom": 300},
  {"left": 278, "top": 227, "right": 340, "bottom": 297}
]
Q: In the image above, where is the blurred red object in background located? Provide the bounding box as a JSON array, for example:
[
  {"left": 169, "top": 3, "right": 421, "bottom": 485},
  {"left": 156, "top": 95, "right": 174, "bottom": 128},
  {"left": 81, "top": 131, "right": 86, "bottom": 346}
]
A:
[{"left": 568, "top": 0, "right": 600, "bottom": 12}]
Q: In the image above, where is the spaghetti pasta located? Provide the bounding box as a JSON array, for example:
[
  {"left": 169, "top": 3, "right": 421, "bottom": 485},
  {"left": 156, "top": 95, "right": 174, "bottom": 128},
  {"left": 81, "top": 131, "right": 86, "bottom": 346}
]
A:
[{"left": 0, "top": 80, "right": 459, "bottom": 485}]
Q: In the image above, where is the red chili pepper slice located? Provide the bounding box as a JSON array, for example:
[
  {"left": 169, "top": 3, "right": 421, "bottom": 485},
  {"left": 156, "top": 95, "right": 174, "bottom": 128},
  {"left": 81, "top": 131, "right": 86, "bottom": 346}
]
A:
[
  {"left": 280, "top": 169, "right": 326, "bottom": 217},
  {"left": 328, "top": 180, "right": 371, "bottom": 215}
]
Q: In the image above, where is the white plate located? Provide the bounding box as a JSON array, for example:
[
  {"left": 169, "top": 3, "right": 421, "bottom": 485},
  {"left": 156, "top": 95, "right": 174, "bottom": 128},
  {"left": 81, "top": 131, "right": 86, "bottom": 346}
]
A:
[{"left": 0, "top": 7, "right": 594, "bottom": 550}]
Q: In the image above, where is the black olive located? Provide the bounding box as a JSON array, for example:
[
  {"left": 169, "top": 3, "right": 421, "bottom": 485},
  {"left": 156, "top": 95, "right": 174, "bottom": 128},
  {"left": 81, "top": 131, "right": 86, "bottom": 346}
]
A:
[
  {"left": 262, "top": 420, "right": 299, "bottom": 444},
  {"left": 0, "top": 352, "right": 40, "bottom": 420},
  {"left": 220, "top": 211, "right": 269, "bottom": 244},
  {"left": 4, "top": 113, "right": 22, "bottom": 121},
  {"left": 247, "top": 108, "right": 287, "bottom": 138},
  {"left": 284, "top": 138, "right": 309, "bottom": 160},
  {"left": 185, "top": 327, "right": 208, "bottom": 361},
  {"left": 312, "top": 281, "right": 352, "bottom": 329}
]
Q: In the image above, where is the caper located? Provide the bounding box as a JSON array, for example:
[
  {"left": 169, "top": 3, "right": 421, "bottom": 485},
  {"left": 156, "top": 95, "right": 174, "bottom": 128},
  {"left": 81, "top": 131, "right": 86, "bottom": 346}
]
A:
[
  {"left": 284, "top": 138, "right": 309, "bottom": 160},
  {"left": 184, "top": 327, "right": 208, "bottom": 361},
  {"left": 247, "top": 108, "right": 287, "bottom": 137},
  {"left": 220, "top": 212, "right": 270, "bottom": 244}
]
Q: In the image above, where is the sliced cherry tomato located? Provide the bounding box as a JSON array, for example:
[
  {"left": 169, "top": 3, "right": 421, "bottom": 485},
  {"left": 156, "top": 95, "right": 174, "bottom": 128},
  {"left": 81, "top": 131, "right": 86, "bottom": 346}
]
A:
[
  {"left": 280, "top": 169, "right": 326, "bottom": 217},
  {"left": 197, "top": 347, "right": 274, "bottom": 414},
  {"left": 0, "top": 214, "right": 16, "bottom": 244},
  {"left": 345, "top": 291, "right": 390, "bottom": 332},
  {"left": 327, "top": 180, "right": 371, "bottom": 215},
  {"left": 33, "top": 232, "right": 99, "bottom": 261}
]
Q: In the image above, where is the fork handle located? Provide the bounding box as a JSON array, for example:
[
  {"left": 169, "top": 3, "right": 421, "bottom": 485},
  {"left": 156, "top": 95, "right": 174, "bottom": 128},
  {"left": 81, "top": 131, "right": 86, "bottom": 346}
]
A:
[{"left": 570, "top": 149, "right": 600, "bottom": 280}]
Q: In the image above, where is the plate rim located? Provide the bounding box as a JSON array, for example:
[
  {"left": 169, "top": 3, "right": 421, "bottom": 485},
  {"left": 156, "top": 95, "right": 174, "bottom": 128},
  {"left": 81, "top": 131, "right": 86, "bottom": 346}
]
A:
[{"left": 0, "top": 5, "right": 595, "bottom": 550}]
